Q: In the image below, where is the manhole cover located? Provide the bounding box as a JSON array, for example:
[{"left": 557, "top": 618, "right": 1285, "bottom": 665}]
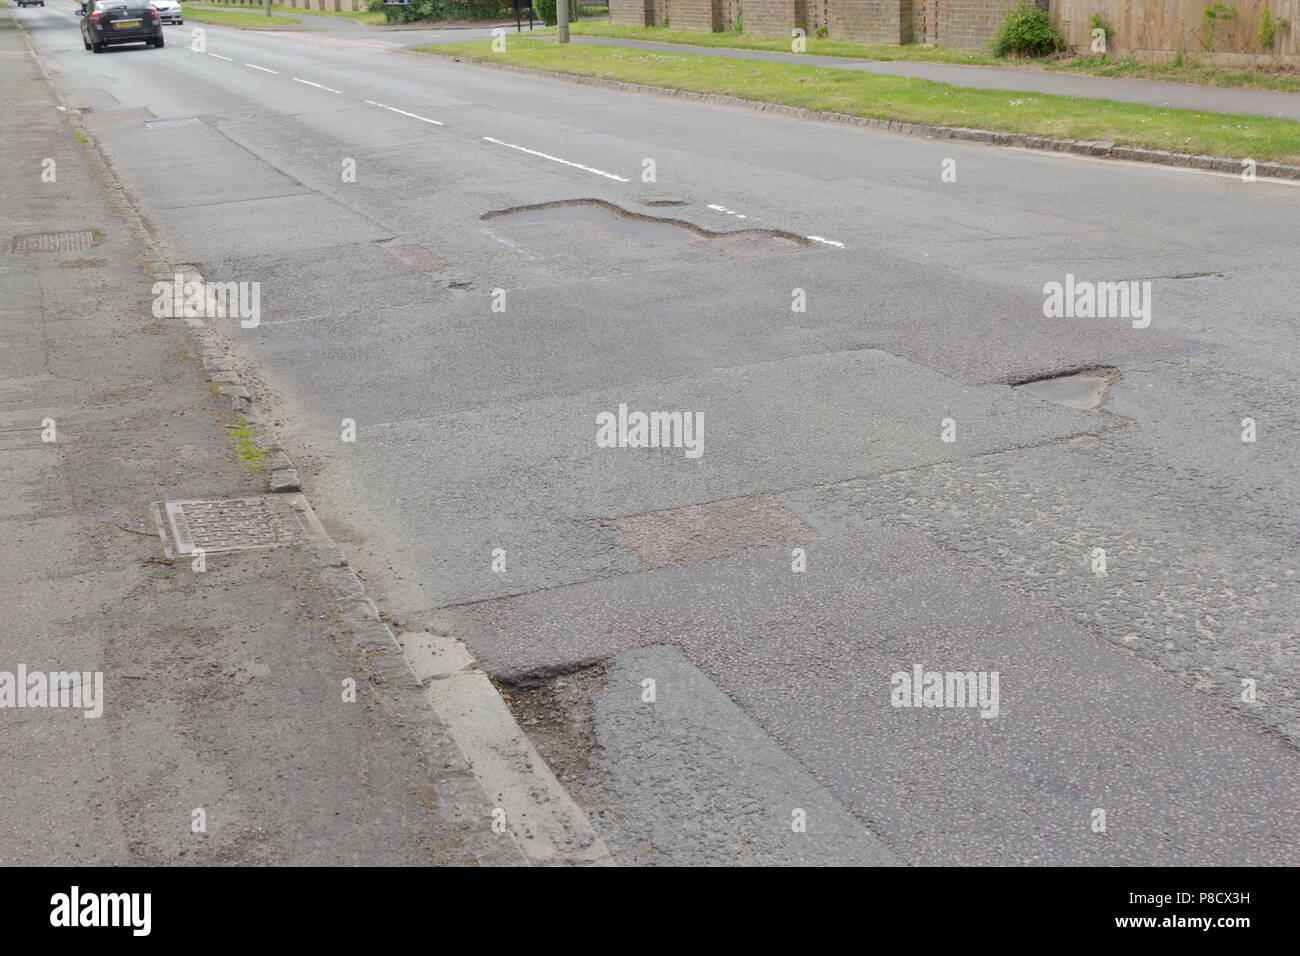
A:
[
  {"left": 145, "top": 118, "right": 202, "bottom": 129},
  {"left": 150, "top": 494, "right": 327, "bottom": 558},
  {"left": 12, "top": 231, "right": 98, "bottom": 253}
]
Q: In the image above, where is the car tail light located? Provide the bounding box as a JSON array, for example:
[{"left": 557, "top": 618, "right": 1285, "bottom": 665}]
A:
[
  {"left": 89, "top": 11, "right": 99, "bottom": 21},
  {"left": 150, "top": 7, "right": 158, "bottom": 17}
]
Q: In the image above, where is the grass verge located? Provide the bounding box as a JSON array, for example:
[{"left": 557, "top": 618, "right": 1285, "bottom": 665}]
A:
[
  {"left": 420, "top": 37, "right": 1300, "bottom": 163},
  {"left": 1045, "top": 53, "right": 1300, "bottom": 93},
  {"left": 548, "top": 23, "right": 1300, "bottom": 92},
  {"left": 181, "top": 6, "right": 301, "bottom": 27}
]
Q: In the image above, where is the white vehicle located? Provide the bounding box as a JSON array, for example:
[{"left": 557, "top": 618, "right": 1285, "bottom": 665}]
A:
[{"left": 150, "top": 0, "right": 182, "bottom": 24}]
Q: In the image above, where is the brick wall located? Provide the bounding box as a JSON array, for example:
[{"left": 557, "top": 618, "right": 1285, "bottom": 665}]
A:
[
  {"left": 744, "top": 0, "right": 797, "bottom": 37},
  {"left": 609, "top": 0, "right": 655, "bottom": 25},
  {"left": 937, "top": 0, "right": 1044, "bottom": 49},
  {"left": 616, "top": 0, "right": 1048, "bottom": 47},
  {"left": 828, "top": 0, "right": 908, "bottom": 42},
  {"left": 669, "top": 0, "right": 724, "bottom": 30}
]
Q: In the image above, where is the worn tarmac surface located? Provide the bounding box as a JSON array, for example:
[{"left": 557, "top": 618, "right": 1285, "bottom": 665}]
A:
[{"left": 17, "top": 4, "right": 1300, "bottom": 864}]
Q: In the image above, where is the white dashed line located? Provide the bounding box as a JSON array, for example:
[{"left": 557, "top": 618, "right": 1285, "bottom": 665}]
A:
[
  {"left": 208, "top": 53, "right": 233, "bottom": 61},
  {"left": 481, "top": 136, "right": 630, "bottom": 182},
  {"left": 363, "top": 100, "right": 444, "bottom": 126},
  {"left": 806, "top": 235, "right": 845, "bottom": 248},
  {"left": 245, "top": 63, "right": 278, "bottom": 74},
  {"left": 292, "top": 77, "right": 343, "bottom": 94},
  {"left": 707, "top": 203, "right": 748, "bottom": 220}
]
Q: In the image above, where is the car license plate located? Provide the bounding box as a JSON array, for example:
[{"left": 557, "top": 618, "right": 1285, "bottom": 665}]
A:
[{"left": 114, "top": 19, "right": 140, "bottom": 28}]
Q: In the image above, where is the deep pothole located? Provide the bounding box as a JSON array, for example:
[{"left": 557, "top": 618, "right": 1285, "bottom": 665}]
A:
[
  {"left": 481, "top": 198, "right": 808, "bottom": 246},
  {"left": 1010, "top": 367, "right": 1119, "bottom": 411}
]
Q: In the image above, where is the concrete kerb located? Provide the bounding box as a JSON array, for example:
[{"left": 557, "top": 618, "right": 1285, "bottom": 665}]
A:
[
  {"left": 8, "top": 7, "right": 603, "bottom": 867},
  {"left": 434, "top": 54, "right": 1300, "bottom": 182}
]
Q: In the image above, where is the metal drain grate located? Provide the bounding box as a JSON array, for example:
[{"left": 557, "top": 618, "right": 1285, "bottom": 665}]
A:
[
  {"left": 12, "top": 231, "right": 98, "bottom": 253},
  {"left": 145, "top": 118, "right": 202, "bottom": 129},
  {"left": 150, "top": 494, "right": 327, "bottom": 558}
]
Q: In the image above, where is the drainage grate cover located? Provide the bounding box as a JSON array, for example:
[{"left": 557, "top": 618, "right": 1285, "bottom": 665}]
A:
[
  {"left": 150, "top": 494, "right": 327, "bottom": 558},
  {"left": 145, "top": 118, "right": 202, "bottom": 129},
  {"left": 12, "top": 231, "right": 98, "bottom": 253}
]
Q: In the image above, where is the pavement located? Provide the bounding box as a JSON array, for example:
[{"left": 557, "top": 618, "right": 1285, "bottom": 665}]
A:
[
  {"left": 562, "top": 35, "right": 1300, "bottom": 120},
  {"left": 6, "top": 3, "right": 1300, "bottom": 867},
  {"left": 0, "top": 8, "right": 543, "bottom": 866}
]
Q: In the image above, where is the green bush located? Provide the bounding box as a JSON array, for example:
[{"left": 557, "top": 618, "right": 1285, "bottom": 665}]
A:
[
  {"left": 1199, "top": 3, "right": 1237, "bottom": 51},
  {"left": 989, "top": 3, "right": 1065, "bottom": 58},
  {"left": 533, "top": 0, "right": 578, "bottom": 25},
  {"left": 1256, "top": 8, "right": 1289, "bottom": 50}
]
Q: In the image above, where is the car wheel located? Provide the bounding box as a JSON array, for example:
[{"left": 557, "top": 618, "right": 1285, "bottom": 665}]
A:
[
  {"left": 91, "top": 40, "right": 103, "bottom": 53},
  {"left": 83, "top": 37, "right": 91, "bottom": 50},
  {"left": 154, "top": 34, "right": 164, "bottom": 48}
]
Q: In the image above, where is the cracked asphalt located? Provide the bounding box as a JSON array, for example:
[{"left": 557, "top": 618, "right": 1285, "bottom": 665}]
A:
[{"left": 16, "top": 3, "right": 1299, "bottom": 865}]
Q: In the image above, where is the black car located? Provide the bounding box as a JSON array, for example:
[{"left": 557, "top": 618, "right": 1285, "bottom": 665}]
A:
[{"left": 78, "top": 0, "right": 164, "bottom": 53}]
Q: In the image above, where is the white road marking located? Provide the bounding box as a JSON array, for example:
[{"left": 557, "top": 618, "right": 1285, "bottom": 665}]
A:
[
  {"left": 364, "top": 100, "right": 444, "bottom": 126},
  {"left": 481, "top": 136, "right": 630, "bottom": 182},
  {"left": 245, "top": 63, "right": 278, "bottom": 74},
  {"left": 208, "top": 53, "right": 234, "bottom": 61},
  {"left": 259, "top": 314, "right": 335, "bottom": 327},
  {"left": 707, "top": 203, "right": 749, "bottom": 220},
  {"left": 292, "top": 77, "right": 343, "bottom": 94},
  {"left": 806, "top": 235, "right": 845, "bottom": 248}
]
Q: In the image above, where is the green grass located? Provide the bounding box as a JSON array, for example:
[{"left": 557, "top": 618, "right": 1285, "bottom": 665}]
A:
[
  {"left": 550, "top": 23, "right": 1300, "bottom": 92},
  {"left": 226, "top": 416, "right": 268, "bottom": 471},
  {"left": 181, "top": 6, "right": 301, "bottom": 26},
  {"left": 421, "top": 37, "right": 1300, "bottom": 163},
  {"left": 188, "top": 2, "right": 387, "bottom": 25},
  {"left": 1046, "top": 53, "right": 1300, "bottom": 93}
]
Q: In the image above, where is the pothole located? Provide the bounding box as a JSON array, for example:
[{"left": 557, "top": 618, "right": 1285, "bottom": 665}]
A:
[
  {"left": 1011, "top": 367, "right": 1118, "bottom": 411},
  {"left": 481, "top": 198, "right": 808, "bottom": 246},
  {"left": 495, "top": 661, "right": 610, "bottom": 798}
]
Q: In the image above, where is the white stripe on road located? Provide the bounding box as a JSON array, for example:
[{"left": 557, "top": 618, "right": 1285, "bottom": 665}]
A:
[
  {"left": 363, "top": 100, "right": 444, "bottom": 126},
  {"left": 208, "top": 53, "right": 233, "bottom": 61},
  {"left": 245, "top": 63, "right": 278, "bottom": 74},
  {"left": 806, "top": 235, "right": 845, "bottom": 248},
  {"left": 292, "top": 77, "right": 343, "bottom": 94},
  {"left": 481, "top": 136, "right": 630, "bottom": 182},
  {"left": 707, "top": 203, "right": 748, "bottom": 220}
]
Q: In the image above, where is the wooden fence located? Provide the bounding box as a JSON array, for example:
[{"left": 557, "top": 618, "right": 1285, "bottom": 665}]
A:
[{"left": 1052, "top": 0, "right": 1300, "bottom": 62}]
